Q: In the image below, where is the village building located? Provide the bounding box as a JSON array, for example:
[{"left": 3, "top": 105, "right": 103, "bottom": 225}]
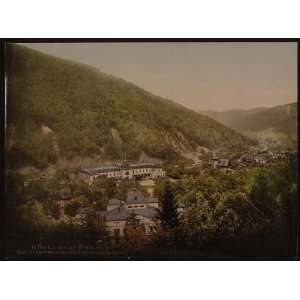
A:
[
  {"left": 210, "top": 155, "right": 231, "bottom": 169},
  {"left": 126, "top": 188, "right": 159, "bottom": 209},
  {"left": 254, "top": 158, "right": 267, "bottom": 165},
  {"left": 139, "top": 179, "right": 156, "bottom": 197},
  {"left": 177, "top": 203, "right": 186, "bottom": 215},
  {"left": 107, "top": 199, "right": 123, "bottom": 211},
  {"left": 96, "top": 188, "right": 160, "bottom": 237},
  {"left": 80, "top": 160, "right": 165, "bottom": 186},
  {"left": 210, "top": 151, "right": 219, "bottom": 169},
  {"left": 218, "top": 159, "right": 230, "bottom": 168}
]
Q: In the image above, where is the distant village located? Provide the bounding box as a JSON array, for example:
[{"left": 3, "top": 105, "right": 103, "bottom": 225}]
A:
[{"left": 202, "top": 148, "right": 296, "bottom": 174}]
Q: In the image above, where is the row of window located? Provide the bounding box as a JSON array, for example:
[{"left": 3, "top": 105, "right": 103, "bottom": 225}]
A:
[
  {"left": 132, "top": 168, "right": 152, "bottom": 174},
  {"left": 90, "top": 168, "right": 164, "bottom": 181},
  {"left": 127, "top": 205, "right": 145, "bottom": 208}
]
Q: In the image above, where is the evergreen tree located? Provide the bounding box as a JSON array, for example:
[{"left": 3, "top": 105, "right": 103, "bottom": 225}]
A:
[{"left": 159, "top": 182, "right": 179, "bottom": 229}]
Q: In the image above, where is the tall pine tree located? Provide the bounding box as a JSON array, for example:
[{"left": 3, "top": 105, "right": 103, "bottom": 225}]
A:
[{"left": 159, "top": 181, "right": 179, "bottom": 229}]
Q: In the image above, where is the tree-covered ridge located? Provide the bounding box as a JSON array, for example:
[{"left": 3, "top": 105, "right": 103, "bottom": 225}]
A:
[
  {"left": 6, "top": 43, "right": 254, "bottom": 169},
  {"left": 201, "top": 103, "right": 297, "bottom": 145}
]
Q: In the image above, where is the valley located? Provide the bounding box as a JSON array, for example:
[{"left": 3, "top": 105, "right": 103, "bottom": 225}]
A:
[{"left": 4, "top": 43, "right": 298, "bottom": 259}]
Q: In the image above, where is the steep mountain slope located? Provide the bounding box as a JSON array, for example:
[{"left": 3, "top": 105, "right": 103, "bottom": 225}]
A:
[
  {"left": 6, "top": 44, "right": 254, "bottom": 169},
  {"left": 201, "top": 103, "right": 297, "bottom": 147}
]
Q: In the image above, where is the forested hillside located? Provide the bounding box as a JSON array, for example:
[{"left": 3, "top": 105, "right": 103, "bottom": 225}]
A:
[
  {"left": 201, "top": 103, "right": 297, "bottom": 147},
  {"left": 6, "top": 44, "right": 253, "bottom": 169}
]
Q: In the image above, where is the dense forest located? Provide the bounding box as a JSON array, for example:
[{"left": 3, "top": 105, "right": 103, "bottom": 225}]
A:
[{"left": 6, "top": 44, "right": 254, "bottom": 169}]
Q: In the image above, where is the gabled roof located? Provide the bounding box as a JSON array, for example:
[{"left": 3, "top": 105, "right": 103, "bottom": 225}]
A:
[
  {"left": 108, "top": 198, "right": 122, "bottom": 206},
  {"left": 105, "top": 205, "right": 128, "bottom": 221},
  {"left": 130, "top": 162, "right": 158, "bottom": 168},
  {"left": 126, "top": 188, "right": 145, "bottom": 204},
  {"left": 129, "top": 207, "right": 158, "bottom": 219},
  {"left": 144, "top": 197, "right": 159, "bottom": 204},
  {"left": 96, "top": 204, "right": 158, "bottom": 221},
  {"left": 81, "top": 166, "right": 119, "bottom": 176},
  {"left": 96, "top": 211, "right": 107, "bottom": 219}
]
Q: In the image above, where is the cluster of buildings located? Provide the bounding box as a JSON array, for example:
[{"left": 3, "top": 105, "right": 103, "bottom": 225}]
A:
[
  {"left": 236, "top": 149, "right": 294, "bottom": 167},
  {"left": 54, "top": 186, "right": 185, "bottom": 237},
  {"left": 96, "top": 188, "right": 160, "bottom": 237},
  {"left": 207, "top": 149, "right": 296, "bottom": 173},
  {"left": 80, "top": 160, "right": 166, "bottom": 186},
  {"left": 95, "top": 188, "right": 185, "bottom": 237}
]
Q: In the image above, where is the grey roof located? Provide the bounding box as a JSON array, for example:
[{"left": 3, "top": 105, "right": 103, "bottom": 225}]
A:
[
  {"left": 219, "top": 159, "right": 230, "bottom": 167},
  {"left": 178, "top": 203, "right": 185, "bottom": 208},
  {"left": 80, "top": 160, "right": 162, "bottom": 176},
  {"left": 108, "top": 198, "right": 122, "bottom": 206},
  {"left": 144, "top": 197, "right": 159, "bottom": 204},
  {"left": 81, "top": 166, "right": 119, "bottom": 176},
  {"left": 126, "top": 188, "right": 145, "bottom": 204},
  {"left": 130, "top": 162, "right": 158, "bottom": 168},
  {"left": 96, "top": 211, "right": 108, "bottom": 219},
  {"left": 96, "top": 205, "right": 158, "bottom": 221},
  {"left": 105, "top": 205, "right": 128, "bottom": 221},
  {"left": 129, "top": 207, "right": 158, "bottom": 219}
]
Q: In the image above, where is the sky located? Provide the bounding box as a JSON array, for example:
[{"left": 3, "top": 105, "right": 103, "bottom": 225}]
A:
[{"left": 24, "top": 42, "right": 297, "bottom": 111}]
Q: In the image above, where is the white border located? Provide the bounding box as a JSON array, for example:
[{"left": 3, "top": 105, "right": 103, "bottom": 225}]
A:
[
  {"left": 1, "top": 0, "right": 300, "bottom": 37},
  {"left": 1, "top": 1, "right": 299, "bottom": 300},
  {"left": 1, "top": 261, "right": 299, "bottom": 300}
]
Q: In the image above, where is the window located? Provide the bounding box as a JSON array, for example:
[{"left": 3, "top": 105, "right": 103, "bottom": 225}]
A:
[{"left": 128, "top": 205, "right": 132, "bottom": 208}]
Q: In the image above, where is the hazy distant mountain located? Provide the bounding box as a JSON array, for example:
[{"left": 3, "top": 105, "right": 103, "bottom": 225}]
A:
[
  {"left": 6, "top": 44, "right": 254, "bottom": 169},
  {"left": 201, "top": 103, "right": 297, "bottom": 147}
]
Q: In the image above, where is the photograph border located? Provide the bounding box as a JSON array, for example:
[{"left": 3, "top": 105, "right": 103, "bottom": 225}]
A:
[{"left": 1, "top": 38, "right": 299, "bottom": 261}]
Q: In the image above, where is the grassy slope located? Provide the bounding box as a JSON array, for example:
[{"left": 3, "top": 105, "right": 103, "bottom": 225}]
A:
[{"left": 6, "top": 44, "right": 253, "bottom": 169}]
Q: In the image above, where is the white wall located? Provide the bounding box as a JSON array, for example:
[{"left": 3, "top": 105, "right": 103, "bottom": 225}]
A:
[{"left": 105, "top": 220, "right": 127, "bottom": 237}]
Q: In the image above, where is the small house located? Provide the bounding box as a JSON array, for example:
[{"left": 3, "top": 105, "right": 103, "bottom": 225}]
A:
[{"left": 96, "top": 188, "right": 159, "bottom": 237}]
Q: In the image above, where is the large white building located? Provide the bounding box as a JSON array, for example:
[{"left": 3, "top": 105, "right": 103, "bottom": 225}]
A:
[{"left": 80, "top": 160, "right": 165, "bottom": 186}]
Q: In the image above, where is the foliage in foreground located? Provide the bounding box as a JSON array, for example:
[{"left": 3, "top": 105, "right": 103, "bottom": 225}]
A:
[{"left": 5, "top": 158, "right": 298, "bottom": 258}]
